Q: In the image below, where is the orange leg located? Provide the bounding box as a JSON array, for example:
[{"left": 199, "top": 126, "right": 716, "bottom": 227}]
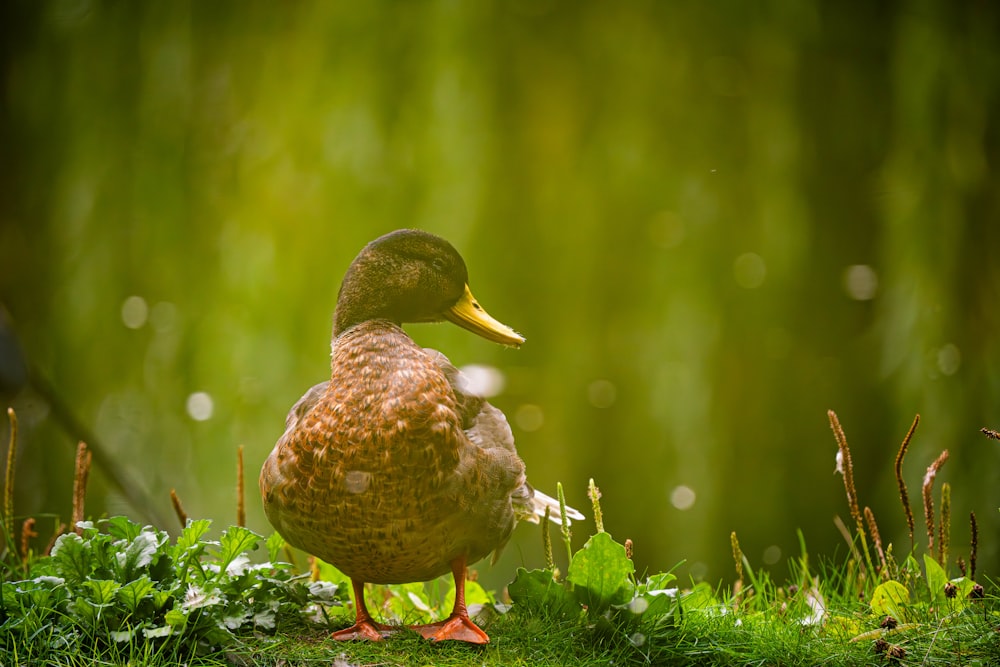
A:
[
  {"left": 332, "top": 579, "right": 394, "bottom": 641},
  {"left": 412, "top": 556, "right": 490, "bottom": 644}
]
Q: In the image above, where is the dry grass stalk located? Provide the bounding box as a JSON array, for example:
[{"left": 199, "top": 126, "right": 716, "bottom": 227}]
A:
[
  {"left": 236, "top": 445, "right": 246, "bottom": 528},
  {"left": 980, "top": 427, "right": 1000, "bottom": 441},
  {"left": 170, "top": 488, "right": 188, "bottom": 528},
  {"left": 624, "top": 538, "right": 633, "bottom": 560},
  {"left": 827, "top": 411, "right": 864, "bottom": 539},
  {"left": 864, "top": 507, "right": 886, "bottom": 573},
  {"left": 4, "top": 407, "right": 18, "bottom": 531},
  {"left": 895, "top": 414, "right": 918, "bottom": 548},
  {"left": 921, "top": 450, "right": 949, "bottom": 552},
  {"left": 969, "top": 512, "right": 978, "bottom": 582},
  {"left": 20, "top": 516, "right": 37, "bottom": 567},
  {"left": 72, "top": 441, "right": 92, "bottom": 535},
  {"left": 937, "top": 483, "right": 951, "bottom": 566}
]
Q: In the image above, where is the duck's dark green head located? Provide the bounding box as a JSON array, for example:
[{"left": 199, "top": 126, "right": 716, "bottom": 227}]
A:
[{"left": 333, "top": 229, "right": 524, "bottom": 347}]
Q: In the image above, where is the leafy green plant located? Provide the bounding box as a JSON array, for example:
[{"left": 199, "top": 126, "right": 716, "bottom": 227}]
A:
[{"left": 0, "top": 516, "right": 346, "bottom": 663}]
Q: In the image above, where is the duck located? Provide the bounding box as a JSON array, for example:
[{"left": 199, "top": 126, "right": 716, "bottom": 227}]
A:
[{"left": 259, "top": 229, "right": 582, "bottom": 644}]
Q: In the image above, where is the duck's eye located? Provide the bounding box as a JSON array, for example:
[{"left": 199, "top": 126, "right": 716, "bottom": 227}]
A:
[{"left": 431, "top": 257, "right": 448, "bottom": 272}]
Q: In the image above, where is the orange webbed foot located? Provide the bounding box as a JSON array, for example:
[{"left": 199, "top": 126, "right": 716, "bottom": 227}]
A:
[
  {"left": 333, "top": 579, "right": 396, "bottom": 641},
  {"left": 331, "top": 619, "right": 395, "bottom": 642},
  {"left": 413, "top": 614, "right": 490, "bottom": 644}
]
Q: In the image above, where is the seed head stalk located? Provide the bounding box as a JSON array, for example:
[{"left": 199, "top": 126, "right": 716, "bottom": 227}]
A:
[
  {"left": 895, "top": 415, "right": 918, "bottom": 550},
  {"left": 557, "top": 482, "right": 573, "bottom": 580},
  {"left": 4, "top": 408, "right": 18, "bottom": 534},
  {"left": 828, "top": 410, "right": 876, "bottom": 580}
]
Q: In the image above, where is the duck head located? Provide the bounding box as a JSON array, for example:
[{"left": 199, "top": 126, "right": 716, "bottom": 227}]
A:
[{"left": 333, "top": 229, "right": 525, "bottom": 348}]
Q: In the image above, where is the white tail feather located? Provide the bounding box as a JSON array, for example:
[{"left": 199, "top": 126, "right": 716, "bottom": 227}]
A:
[{"left": 529, "top": 489, "right": 585, "bottom": 525}]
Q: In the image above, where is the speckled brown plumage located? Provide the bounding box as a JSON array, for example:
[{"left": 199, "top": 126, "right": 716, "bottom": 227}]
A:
[{"left": 259, "top": 229, "right": 578, "bottom": 644}]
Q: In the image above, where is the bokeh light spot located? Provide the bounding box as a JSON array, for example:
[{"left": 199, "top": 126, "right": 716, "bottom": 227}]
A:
[
  {"left": 733, "top": 252, "right": 766, "bottom": 289},
  {"left": 647, "top": 210, "right": 685, "bottom": 249},
  {"left": 457, "top": 364, "right": 505, "bottom": 398},
  {"left": 843, "top": 264, "right": 878, "bottom": 300},
  {"left": 670, "top": 485, "right": 696, "bottom": 510},
  {"left": 587, "top": 379, "right": 617, "bottom": 408},
  {"left": 515, "top": 404, "right": 544, "bottom": 432},
  {"left": 627, "top": 596, "right": 649, "bottom": 614},
  {"left": 150, "top": 301, "right": 178, "bottom": 333},
  {"left": 762, "top": 544, "right": 782, "bottom": 565},
  {"left": 121, "top": 295, "right": 148, "bottom": 329},
  {"left": 186, "top": 392, "right": 214, "bottom": 421},
  {"left": 937, "top": 343, "right": 961, "bottom": 376}
]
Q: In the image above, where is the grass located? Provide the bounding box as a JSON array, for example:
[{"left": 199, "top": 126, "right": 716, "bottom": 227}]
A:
[{"left": 2, "top": 406, "right": 999, "bottom": 666}]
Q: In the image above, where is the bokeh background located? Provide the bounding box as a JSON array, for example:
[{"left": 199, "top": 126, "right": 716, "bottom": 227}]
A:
[{"left": 2, "top": 0, "right": 999, "bottom": 590}]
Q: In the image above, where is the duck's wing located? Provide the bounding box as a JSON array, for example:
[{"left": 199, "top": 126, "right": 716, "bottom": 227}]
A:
[
  {"left": 284, "top": 381, "right": 329, "bottom": 431},
  {"left": 424, "top": 349, "right": 584, "bottom": 526}
]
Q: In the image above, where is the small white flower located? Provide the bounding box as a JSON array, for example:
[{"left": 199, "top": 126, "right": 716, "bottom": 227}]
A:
[
  {"left": 834, "top": 450, "right": 844, "bottom": 475},
  {"left": 182, "top": 584, "right": 222, "bottom": 611}
]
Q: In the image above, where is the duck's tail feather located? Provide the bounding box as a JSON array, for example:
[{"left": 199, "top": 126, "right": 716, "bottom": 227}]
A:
[{"left": 522, "top": 488, "right": 585, "bottom": 526}]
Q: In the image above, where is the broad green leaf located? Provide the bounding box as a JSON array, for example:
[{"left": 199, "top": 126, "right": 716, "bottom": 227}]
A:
[
  {"left": 69, "top": 596, "right": 98, "bottom": 623},
  {"left": 105, "top": 516, "right": 144, "bottom": 541},
  {"left": 924, "top": 554, "right": 949, "bottom": 603},
  {"left": 508, "top": 568, "right": 579, "bottom": 619},
  {"left": 567, "top": 532, "right": 634, "bottom": 613},
  {"left": 635, "top": 572, "right": 680, "bottom": 618},
  {"left": 165, "top": 607, "right": 187, "bottom": 628},
  {"left": 176, "top": 519, "right": 213, "bottom": 552},
  {"left": 118, "top": 531, "right": 161, "bottom": 580},
  {"left": 117, "top": 575, "right": 156, "bottom": 613},
  {"left": 51, "top": 533, "right": 92, "bottom": 584},
  {"left": 953, "top": 577, "right": 975, "bottom": 599},
  {"left": 870, "top": 580, "right": 909, "bottom": 621},
  {"left": 641, "top": 572, "right": 678, "bottom": 594},
  {"left": 216, "top": 526, "right": 261, "bottom": 571},
  {"left": 152, "top": 588, "right": 174, "bottom": 610},
  {"left": 84, "top": 579, "right": 121, "bottom": 605},
  {"left": 680, "top": 581, "right": 719, "bottom": 612}
]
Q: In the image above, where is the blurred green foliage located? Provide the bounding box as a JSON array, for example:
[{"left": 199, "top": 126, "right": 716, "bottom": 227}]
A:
[{"left": 1, "top": 0, "right": 998, "bottom": 588}]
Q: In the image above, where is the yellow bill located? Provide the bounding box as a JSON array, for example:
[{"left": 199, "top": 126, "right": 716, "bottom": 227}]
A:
[{"left": 444, "top": 284, "right": 525, "bottom": 348}]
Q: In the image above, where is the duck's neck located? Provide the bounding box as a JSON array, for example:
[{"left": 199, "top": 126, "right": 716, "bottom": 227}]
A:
[{"left": 332, "top": 275, "right": 398, "bottom": 337}]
